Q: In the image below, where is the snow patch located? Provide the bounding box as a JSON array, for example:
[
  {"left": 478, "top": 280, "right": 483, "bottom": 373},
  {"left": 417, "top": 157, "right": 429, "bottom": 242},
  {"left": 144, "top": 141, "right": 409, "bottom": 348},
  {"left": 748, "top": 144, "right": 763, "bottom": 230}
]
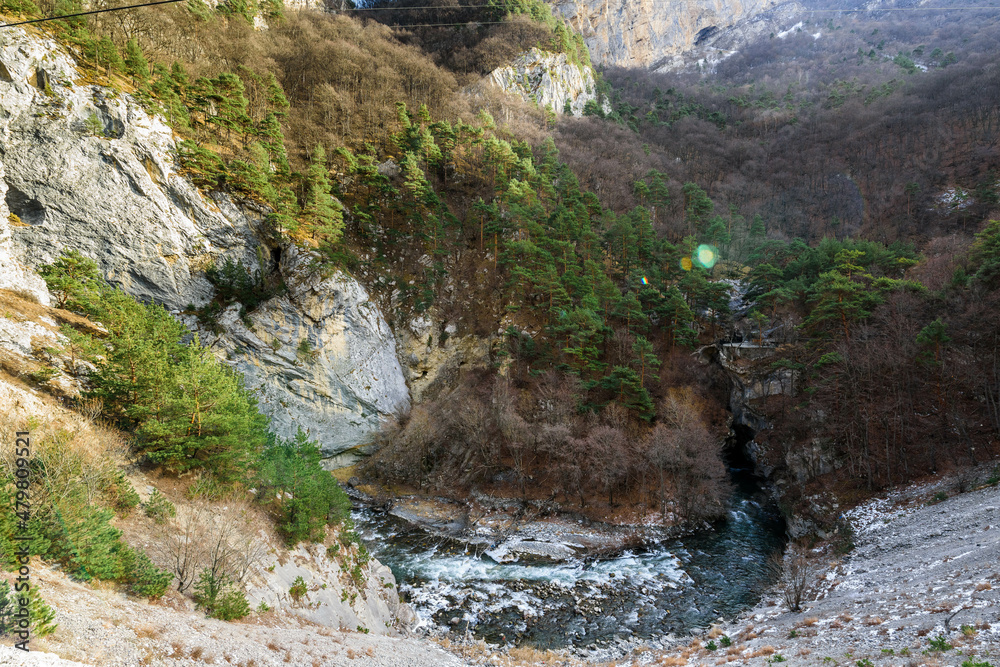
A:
[{"left": 777, "top": 22, "right": 803, "bottom": 39}]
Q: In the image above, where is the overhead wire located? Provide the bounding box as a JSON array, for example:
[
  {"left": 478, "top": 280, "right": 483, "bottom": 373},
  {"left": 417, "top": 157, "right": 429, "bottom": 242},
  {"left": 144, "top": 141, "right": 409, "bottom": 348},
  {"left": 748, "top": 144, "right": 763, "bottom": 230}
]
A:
[
  {"left": 338, "top": 3, "right": 1000, "bottom": 10},
  {"left": 0, "top": 0, "right": 187, "bottom": 28},
  {"left": 0, "top": 0, "right": 996, "bottom": 31}
]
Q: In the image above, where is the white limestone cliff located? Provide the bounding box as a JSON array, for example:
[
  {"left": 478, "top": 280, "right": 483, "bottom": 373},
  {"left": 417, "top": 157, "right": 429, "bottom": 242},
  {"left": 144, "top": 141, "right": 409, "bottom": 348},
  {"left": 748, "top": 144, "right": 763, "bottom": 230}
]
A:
[{"left": 487, "top": 47, "right": 603, "bottom": 116}]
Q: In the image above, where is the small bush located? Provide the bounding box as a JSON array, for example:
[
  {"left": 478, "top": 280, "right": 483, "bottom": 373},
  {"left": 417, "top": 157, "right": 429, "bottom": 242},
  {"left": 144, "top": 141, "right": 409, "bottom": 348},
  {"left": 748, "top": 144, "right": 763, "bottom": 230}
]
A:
[
  {"left": 213, "top": 589, "right": 251, "bottom": 621},
  {"left": 194, "top": 569, "right": 249, "bottom": 620},
  {"left": 706, "top": 640, "right": 717, "bottom": 651},
  {"left": 143, "top": 489, "right": 177, "bottom": 524},
  {"left": 0, "top": 581, "right": 58, "bottom": 638},
  {"left": 720, "top": 635, "right": 732, "bottom": 647},
  {"left": 84, "top": 113, "right": 104, "bottom": 137},
  {"left": 105, "top": 470, "right": 141, "bottom": 514},
  {"left": 961, "top": 659, "right": 995, "bottom": 667},
  {"left": 768, "top": 545, "right": 817, "bottom": 612},
  {"left": 288, "top": 576, "right": 308, "bottom": 602},
  {"left": 119, "top": 547, "right": 173, "bottom": 599},
  {"left": 929, "top": 635, "right": 952, "bottom": 651},
  {"left": 205, "top": 256, "right": 276, "bottom": 312}
]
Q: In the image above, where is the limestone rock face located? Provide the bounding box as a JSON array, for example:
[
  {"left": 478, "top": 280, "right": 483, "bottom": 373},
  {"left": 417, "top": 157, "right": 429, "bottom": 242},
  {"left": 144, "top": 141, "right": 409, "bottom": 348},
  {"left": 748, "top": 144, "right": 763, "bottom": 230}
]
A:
[
  {"left": 0, "top": 28, "right": 264, "bottom": 312},
  {"left": 552, "top": 0, "right": 783, "bottom": 68},
  {"left": 488, "top": 48, "right": 602, "bottom": 116},
  {"left": 394, "top": 309, "right": 493, "bottom": 404},
  {"left": 248, "top": 541, "right": 415, "bottom": 635},
  {"left": 191, "top": 246, "right": 411, "bottom": 458},
  {"left": 0, "top": 160, "right": 49, "bottom": 306}
]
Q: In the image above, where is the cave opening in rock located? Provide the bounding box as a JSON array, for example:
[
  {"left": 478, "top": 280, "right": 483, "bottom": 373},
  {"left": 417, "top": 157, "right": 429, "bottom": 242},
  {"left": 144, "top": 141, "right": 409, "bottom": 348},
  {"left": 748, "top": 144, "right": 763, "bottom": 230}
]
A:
[
  {"left": 5, "top": 185, "right": 46, "bottom": 226},
  {"left": 725, "top": 423, "right": 758, "bottom": 474},
  {"left": 695, "top": 26, "right": 719, "bottom": 45}
]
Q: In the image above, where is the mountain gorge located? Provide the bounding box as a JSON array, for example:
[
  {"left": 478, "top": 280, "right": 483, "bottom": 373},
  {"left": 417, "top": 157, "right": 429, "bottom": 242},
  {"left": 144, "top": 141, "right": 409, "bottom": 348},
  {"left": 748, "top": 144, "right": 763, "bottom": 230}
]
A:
[{"left": 0, "top": 0, "right": 998, "bottom": 663}]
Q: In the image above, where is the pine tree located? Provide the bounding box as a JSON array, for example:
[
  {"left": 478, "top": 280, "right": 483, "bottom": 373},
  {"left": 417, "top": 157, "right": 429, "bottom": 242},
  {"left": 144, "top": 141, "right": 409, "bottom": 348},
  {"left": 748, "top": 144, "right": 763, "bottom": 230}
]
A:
[
  {"left": 631, "top": 335, "right": 660, "bottom": 385},
  {"left": 38, "top": 250, "right": 104, "bottom": 311},
  {"left": 663, "top": 286, "right": 697, "bottom": 348},
  {"left": 301, "top": 143, "right": 344, "bottom": 244},
  {"left": 137, "top": 342, "right": 268, "bottom": 484},
  {"left": 682, "top": 182, "right": 713, "bottom": 234},
  {"left": 804, "top": 269, "right": 874, "bottom": 342},
  {"left": 123, "top": 39, "right": 149, "bottom": 87},
  {"left": 602, "top": 366, "right": 654, "bottom": 420}
]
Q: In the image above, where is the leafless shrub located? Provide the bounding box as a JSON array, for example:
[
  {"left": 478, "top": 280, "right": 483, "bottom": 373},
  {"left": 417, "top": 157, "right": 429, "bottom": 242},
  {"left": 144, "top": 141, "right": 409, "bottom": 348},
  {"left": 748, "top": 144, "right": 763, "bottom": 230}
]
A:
[
  {"left": 153, "top": 501, "right": 265, "bottom": 594},
  {"left": 769, "top": 545, "right": 819, "bottom": 612}
]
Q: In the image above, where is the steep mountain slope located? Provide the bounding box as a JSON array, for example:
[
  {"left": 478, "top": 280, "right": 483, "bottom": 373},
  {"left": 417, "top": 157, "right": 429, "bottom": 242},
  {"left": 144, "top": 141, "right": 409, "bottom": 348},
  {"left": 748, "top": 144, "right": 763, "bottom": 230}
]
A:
[{"left": 0, "top": 27, "right": 409, "bottom": 457}]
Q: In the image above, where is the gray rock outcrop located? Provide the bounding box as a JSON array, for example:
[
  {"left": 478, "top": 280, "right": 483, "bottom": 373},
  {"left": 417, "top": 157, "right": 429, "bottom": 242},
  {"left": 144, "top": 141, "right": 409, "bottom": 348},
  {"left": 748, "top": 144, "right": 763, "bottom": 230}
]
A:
[
  {"left": 0, "top": 28, "right": 264, "bottom": 312},
  {"left": 552, "top": 0, "right": 786, "bottom": 68},
  {"left": 487, "top": 48, "right": 603, "bottom": 116},
  {"left": 0, "top": 159, "right": 49, "bottom": 306},
  {"left": 190, "top": 246, "right": 410, "bottom": 458}
]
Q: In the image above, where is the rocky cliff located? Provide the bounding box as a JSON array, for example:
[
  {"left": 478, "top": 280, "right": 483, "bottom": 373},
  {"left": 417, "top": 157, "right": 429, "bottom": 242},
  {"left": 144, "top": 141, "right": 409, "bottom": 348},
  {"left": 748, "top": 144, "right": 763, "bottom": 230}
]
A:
[
  {"left": 487, "top": 47, "right": 602, "bottom": 116},
  {"left": 551, "top": 0, "right": 786, "bottom": 68},
  {"left": 0, "top": 27, "right": 409, "bottom": 457},
  {"left": 188, "top": 246, "right": 410, "bottom": 458}
]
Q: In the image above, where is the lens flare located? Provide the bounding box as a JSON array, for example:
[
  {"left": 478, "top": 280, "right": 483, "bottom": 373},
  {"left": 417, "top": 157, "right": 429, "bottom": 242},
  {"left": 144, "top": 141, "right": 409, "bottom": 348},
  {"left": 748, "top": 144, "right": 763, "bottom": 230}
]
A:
[
  {"left": 640, "top": 275, "right": 649, "bottom": 286},
  {"left": 695, "top": 244, "right": 719, "bottom": 269},
  {"left": 680, "top": 257, "right": 693, "bottom": 271}
]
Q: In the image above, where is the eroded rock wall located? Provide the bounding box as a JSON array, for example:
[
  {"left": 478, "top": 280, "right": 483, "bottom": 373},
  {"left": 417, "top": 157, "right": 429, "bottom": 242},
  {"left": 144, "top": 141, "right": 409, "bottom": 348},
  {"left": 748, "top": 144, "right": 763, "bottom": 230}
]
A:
[
  {"left": 188, "top": 246, "right": 410, "bottom": 458},
  {"left": 487, "top": 48, "right": 603, "bottom": 116},
  {"left": 0, "top": 29, "right": 265, "bottom": 312},
  {"left": 552, "top": 0, "right": 784, "bottom": 68}
]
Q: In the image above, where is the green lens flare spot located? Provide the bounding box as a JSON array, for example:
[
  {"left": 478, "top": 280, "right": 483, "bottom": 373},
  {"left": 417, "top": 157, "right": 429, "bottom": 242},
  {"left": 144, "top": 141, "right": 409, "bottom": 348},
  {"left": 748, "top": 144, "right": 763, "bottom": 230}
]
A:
[{"left": 695, "top": 244, "right": 719, "bottom": 269}]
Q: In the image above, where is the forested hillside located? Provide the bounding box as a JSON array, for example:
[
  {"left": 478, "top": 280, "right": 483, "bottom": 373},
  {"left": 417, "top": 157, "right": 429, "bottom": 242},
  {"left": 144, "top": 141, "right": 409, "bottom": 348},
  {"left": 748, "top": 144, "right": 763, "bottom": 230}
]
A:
[{"left": 3, "top": 0, "right": 999, "bottom": 536}]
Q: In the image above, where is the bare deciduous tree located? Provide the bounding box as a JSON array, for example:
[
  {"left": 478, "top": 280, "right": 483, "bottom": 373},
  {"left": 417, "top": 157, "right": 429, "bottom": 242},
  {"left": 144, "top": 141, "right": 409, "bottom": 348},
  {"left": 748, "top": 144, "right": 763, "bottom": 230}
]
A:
[{"left": 769, "top": 546, "right": 818, "bottom": 613}]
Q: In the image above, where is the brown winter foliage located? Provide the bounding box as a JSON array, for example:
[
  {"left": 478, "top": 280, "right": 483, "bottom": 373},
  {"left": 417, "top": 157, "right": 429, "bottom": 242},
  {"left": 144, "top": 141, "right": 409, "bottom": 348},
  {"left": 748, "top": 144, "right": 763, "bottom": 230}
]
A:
[
  {"left": 363, "top": 367, "right": 731, "bottom": 524},
  {"left": 554, "top": 1, "right": 1000, "bottom": 246}
]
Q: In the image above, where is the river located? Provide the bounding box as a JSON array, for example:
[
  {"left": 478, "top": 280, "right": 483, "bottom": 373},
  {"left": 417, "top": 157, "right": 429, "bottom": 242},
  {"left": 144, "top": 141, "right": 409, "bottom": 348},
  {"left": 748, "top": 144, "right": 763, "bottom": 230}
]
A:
[{"left": 353, "top": 466, "right": 785, "bottom": 652}]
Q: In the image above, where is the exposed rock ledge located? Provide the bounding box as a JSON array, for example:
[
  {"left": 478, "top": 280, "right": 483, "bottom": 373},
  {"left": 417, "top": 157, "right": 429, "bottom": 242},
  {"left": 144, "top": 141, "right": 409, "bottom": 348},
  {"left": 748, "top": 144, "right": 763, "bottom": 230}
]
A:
[
  {"left": 487, "top": 48, "right": 605, "bottom": 117},
  {"left": 553, "top": 0, "right": 784, "bottom": 68},
  {"left": 188, "top": 246, "right": 410, "bottom": 458}
]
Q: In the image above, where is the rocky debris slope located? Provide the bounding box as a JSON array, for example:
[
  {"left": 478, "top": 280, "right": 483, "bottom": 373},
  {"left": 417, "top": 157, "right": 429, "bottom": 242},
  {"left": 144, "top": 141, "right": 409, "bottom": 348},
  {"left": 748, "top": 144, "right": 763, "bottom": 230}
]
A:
[
  {"left": 189, "top": 246, "right": 410, "bottom": 459},
  {"left": 0, "top": 365, "right": 427, "bottom": 663},
  {"left": 487, "top": 48, "right": 602, "bottom": 116},
  {"left": 657, "top": 477, "right": 1000, "bottom": 665},
  {"left": 0, "top": 27, "right": 410, "bottom": 458},
  {"left": 7, "top": 562, "right": 468, "bottom": 667},
  {"left": 552, "top": 0, "right": 786, "bottom": 68}
]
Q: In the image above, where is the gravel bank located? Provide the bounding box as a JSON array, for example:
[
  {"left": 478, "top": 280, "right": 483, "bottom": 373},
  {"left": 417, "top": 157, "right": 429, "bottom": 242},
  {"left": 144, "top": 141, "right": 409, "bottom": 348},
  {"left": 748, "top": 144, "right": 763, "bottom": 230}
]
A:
[{"left": 649, "top": 478, "right": 1000, "bottom": 666}]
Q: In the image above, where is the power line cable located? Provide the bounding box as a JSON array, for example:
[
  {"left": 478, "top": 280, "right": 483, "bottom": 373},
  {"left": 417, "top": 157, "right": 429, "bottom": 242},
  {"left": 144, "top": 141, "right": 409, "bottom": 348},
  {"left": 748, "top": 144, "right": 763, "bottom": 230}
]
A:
[
  {"left": 0, "top": 0, "right": 187, "bottom": 28},
  {"left": 1, "top": 0, "right": 995, "bottom": 31}
]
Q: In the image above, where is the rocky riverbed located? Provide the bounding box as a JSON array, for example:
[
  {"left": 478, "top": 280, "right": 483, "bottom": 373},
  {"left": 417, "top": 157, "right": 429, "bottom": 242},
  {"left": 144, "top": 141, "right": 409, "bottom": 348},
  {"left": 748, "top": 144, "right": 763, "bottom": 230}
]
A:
[{"left": 642, "top": 474, "right": 1000, "bottom": 666}]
